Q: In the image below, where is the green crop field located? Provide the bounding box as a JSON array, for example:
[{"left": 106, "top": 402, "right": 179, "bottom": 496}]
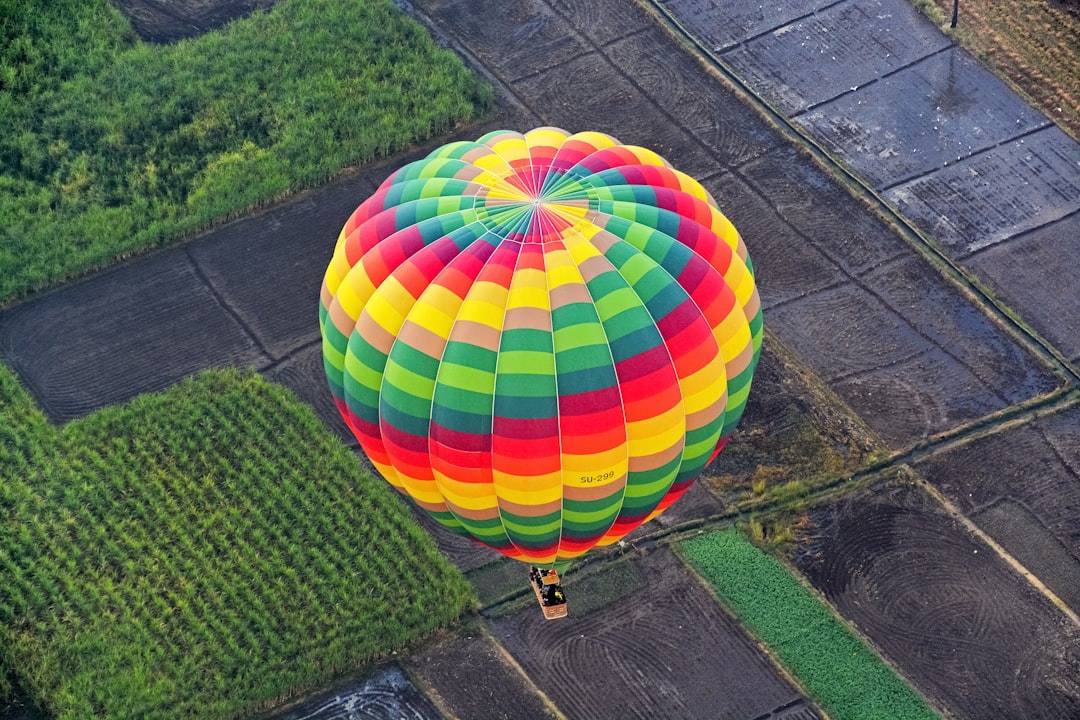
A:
[
  {"left": 0, "top": 0, "right": 493, "bottom": 304},
  {"left": 0, "top": 366, "right": 473, "bottom": 719},
  {"left": 682, "top": 528, "right": 940, "bottom": 720}
]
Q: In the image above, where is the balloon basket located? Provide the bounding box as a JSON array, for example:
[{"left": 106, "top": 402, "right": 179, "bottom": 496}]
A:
[{"left": 530, "top": 568, "right": 568, "bottom": 620}]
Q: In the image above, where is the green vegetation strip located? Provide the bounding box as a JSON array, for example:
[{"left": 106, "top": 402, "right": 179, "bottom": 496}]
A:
[
  {"left": 0, "top": 0, "right": 492, "bottom": 304},
  {"left": 682, "top": 528, "right": 939, "bottom": 720},
  {"left": 0, "top": 367, "right": 473, "bottom": 719}
]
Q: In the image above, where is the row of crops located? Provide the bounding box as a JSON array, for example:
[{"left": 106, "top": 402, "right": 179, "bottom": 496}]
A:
[
  {"left": 0, "top": 0, "right": 493, "bottom": 304},
  {"left": 682, "top": 528, "right": 939, "bottom": 720},
  {"left": 0, "top": 366, "right": 473, "bottom": 719}
]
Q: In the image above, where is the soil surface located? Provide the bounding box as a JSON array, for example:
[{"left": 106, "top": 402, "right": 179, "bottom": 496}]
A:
[
  {"left": 2, "top": 0, "right": 1079, "bottom": 718},
  {"left": 490, "top": 546, "right": 823, "bottom": 720},
  {"left": 913, "top": 404, "right": 1080, "bottom": 617},
  {"left": 793, "top": 481, "right": 1080, "bottom": 719},
  {"left": 257, "top": 664, "right": 441, "bottom": 720},
  {"left": 406, "top": 626, "right": 561, "bottom": 720},
  {"left": 113, "top": 0, "right": 276, "bottom": 43}
]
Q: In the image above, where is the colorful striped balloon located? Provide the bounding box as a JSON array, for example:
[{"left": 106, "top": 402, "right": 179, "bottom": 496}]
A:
[{"left": 320, "top": 127, "right": 762, "bottom": 568}]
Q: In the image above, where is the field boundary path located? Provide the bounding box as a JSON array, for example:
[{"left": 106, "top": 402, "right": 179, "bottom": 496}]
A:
[{"left": 2, "top": 0, "right": 1079, "bottom": 717}]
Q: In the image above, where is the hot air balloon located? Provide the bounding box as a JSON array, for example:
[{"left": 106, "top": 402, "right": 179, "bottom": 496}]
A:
[{"left": 320, "top": 127, "right": 761, "bottom": 614}]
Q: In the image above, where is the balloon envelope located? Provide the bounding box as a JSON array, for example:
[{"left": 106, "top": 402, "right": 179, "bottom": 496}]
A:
[{"left": 321, "top": 127, "right": 762, "bottom": 567}]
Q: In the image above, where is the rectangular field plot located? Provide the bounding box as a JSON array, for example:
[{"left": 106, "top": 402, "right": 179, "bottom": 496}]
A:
[
  {"left": 791, "top": 481, "right": 1080, "bottom": 719},
  {"left": 490, "top": 546, "right": 818, "bottom": 720},
  {"left": 684, "top": 528, "right": 938, "bottom": 720},
  {"left": 0, "top": 368, "right": 472, "bottom": 720},
  {"left": 914, "top": 404, "right": 1080, "bottom": 618}
]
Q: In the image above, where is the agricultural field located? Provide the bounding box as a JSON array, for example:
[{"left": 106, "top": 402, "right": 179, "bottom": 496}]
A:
[
  {"left": 791, "top": 479, "right": 1080, "bottom": 718},
  {"left": 0, "top": 0, "right": 492, "bottom": 304},
  {"left": 0, "top": 367, "right": 473, "bottom": 720},
  {"left": 703, "top": 329, "right": 888, "bottom": 514},
  {"left": 917, "top": 0, "right": 1080, "bottom": 141},
  {"left": 2, "top": 0, "right": 1079, "bottom": 717},
  {"left": 682, "top": 528, "right": 940, "bottom": 720}
]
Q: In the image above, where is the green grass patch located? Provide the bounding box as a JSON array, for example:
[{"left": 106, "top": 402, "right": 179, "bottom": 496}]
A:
[
  {"left": 682, "top": 528, "right": 939, "bottom": 720},
  {"left": 0, "top": 0, "right": 493, "bottom": 304},
  {"left": 0, "top": 366, "right": 474, "bottom": 719}
]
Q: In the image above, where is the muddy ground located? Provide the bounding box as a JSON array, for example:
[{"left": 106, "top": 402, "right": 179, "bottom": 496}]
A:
[
  {"left": 488, "top": 546, "right": 823, "bottom": 720},
  {"left": 793, "top": 480, "right": 1080, "bottom": 719},
  {"left": 2, "top": 0, "right": 1078, "bottom": 718}
]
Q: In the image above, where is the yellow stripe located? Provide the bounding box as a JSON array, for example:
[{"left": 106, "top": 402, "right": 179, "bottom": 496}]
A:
[
  {"left": 623, "top": 145, "right": 667, "bottom": 168},
  {"left": 473, "top": 152, "right": 515, "bottom": 179},
  {"left": 507, "top": 268, "right": 550, "bottom": 311},
  {"left": 399, "top": 476, "right": 446, "bottom": 506},
  {"left": 492, "top": 471, "right": 563, "bottom": 505},
  {"left": 560, "top": 445, "right": 626, "bottom": 474},
  {"left": 488, "top": 136, "right": 529, "bottom": 163},
  {"left": 323, "top": 245, "right": 353, "bottom": 298},
  {"left": 671, "top": 168, "right": 709, "bottom": 202},
  {"left": 544, "top": 248, "right": 584, "bottom": 289},
  {"left": 458, "top": 297, "right": 508, "bottom": 330},
  {"left": 525, "top": 126, "right": 569, "bottom": 148},
  {"left": 719, "top": 322, "right": 753, "bottom": 363},
  {"left": 372, "top": 459, "right": 405, "bottom": 492},
  {"left": 364, "top": 277, "right": 414, "bottom": 336},
  {"left": 335, "top": 269, "right": 377, "bottom": 323},
  {"left": 437, "top": 480, "right": 499, "bottom": 510},
  {"left": 707, "top": 205, "right": 740, "bottom": 249},
  {"left": 408, "top": 285, "right": 460, "bottom": 340},
  {"left": 680, "top": 368, "right": 727, "bottom": 415},
  {"left": 567, "top": 130, "right": 618, "bottom": 150},
  {"left": 733, "top": 271, "right": 757, "bottom": 307},
  {"left": 627, "top": 404, "right": 686, "bottom": 457},
  {"left": 564, "top": 223, "right": 605, "bottom": 261}
]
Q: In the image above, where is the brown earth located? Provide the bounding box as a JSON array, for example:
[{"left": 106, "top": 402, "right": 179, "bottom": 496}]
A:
[
  {"left": 488, "top": 546, "right": 823, "bottom": 720},
  {"left": 912, "top": 404, "right": 1080, "bottom": 617},
  {"left": 703, "top": 329, "right": 887, "bottom": 505},
  {"left": 792, "top": 480, "right": 1080, "bottom": 719}
]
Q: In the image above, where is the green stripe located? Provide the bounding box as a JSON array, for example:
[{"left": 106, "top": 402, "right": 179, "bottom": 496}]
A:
[
  {"left": 442, "top": 342, "right": 498, "bottom": 379},
  {"left": 497, "top": 352, "right": 555, "bottom": 377},
  {"left": 553, "top": 343, "right": 613, "bottom": 375},
  {"left": 499, "top": 328, "right": 553, "bottom": 355},
  {"left": 379, "top": 392, "right": 430, "bottom": 437},
  {"left": 556, "top": 364, "right": 618, "bottom": 396}
]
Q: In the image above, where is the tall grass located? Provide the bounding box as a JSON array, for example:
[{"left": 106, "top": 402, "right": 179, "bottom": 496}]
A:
[
  {"left": 0, "top": 366, "right": 473, "bottom": 719},
  {"left": 0, "top": 0, "right": 492, "bottom": 304},
  {"left": 682, "top": 528, "right": 940, "bottom": 720}
]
